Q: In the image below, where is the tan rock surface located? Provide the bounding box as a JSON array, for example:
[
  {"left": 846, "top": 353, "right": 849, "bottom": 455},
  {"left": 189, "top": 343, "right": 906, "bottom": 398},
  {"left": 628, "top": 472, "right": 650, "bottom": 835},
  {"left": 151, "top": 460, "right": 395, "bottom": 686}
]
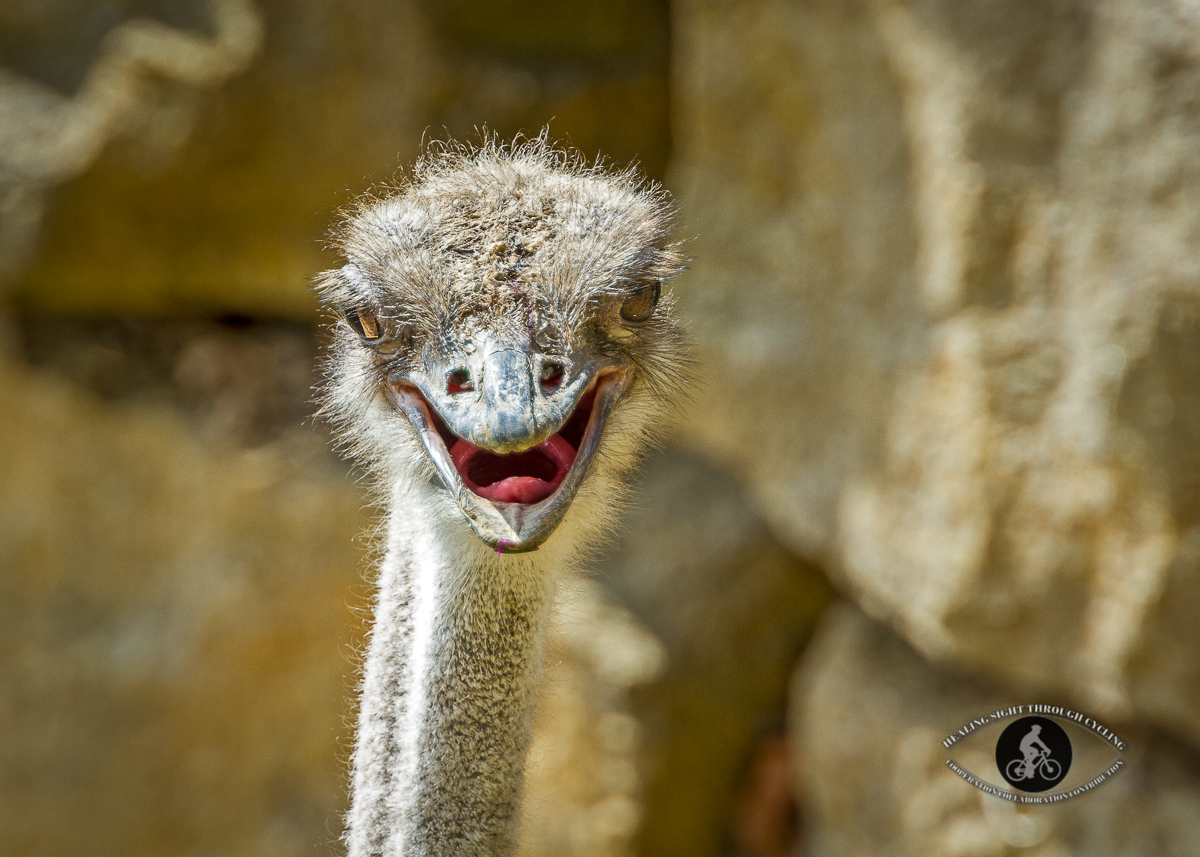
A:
[
  {"left": 790, "top": 602, "right": 1200, "bottom": 857},
  {"left": 0, "top": 0, "right": 264, "bottom": 280},
  {"left": 670, "top": 0, "right": 1200, "bottom": 745},
  {"left": 0, "top": 352, "right": 366, "bottom": 856},
  {"left": 596, "top": 452, "right": 831, "bottom": 857},
  {"left": 4, "top": 0, "right": 669, "bottom": 317}
]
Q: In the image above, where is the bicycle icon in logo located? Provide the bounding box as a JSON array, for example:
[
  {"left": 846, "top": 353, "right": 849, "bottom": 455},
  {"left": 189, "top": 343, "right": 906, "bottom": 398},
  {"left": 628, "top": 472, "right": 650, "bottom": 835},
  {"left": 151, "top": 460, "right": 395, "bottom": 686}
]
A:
[
  {"left": 1006, "top": 750, "right": 1061, "bottom": 781},
  {"left": 996, "top": 717, "right": 1071, "bottom": 792}
]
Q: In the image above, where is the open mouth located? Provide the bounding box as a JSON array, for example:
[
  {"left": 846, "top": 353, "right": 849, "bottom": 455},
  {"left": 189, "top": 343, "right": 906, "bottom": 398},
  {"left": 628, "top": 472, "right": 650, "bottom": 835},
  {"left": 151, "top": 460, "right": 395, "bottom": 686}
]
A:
[
  {"left": 427, "top": 385, "right": 598, "bottom": 506},
  {"left": 387, "top": 368, "right": 626, "bottom": 552}
]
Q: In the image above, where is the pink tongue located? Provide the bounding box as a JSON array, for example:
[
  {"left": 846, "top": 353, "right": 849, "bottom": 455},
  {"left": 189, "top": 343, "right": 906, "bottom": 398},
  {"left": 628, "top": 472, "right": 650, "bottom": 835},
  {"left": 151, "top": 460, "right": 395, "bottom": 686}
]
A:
[
  {"left": 479, "top": 476, "right": 555, "bottom": 504},
  {"left": 450, "top": 434, "right": 576, "bottom": 505}
]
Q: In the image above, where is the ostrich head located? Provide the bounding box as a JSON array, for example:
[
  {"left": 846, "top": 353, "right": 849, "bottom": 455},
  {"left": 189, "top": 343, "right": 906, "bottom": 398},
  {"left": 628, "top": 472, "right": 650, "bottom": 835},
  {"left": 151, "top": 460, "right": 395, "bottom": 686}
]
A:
[{"left": 319, "top": 141, "right": 688, "bottom": 553}]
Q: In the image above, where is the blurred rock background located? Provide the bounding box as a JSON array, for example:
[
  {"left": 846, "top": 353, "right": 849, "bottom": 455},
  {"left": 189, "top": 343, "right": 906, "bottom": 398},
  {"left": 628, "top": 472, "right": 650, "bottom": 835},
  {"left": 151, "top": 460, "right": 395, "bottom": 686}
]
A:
[{"left": 2, "top": 1, "right": 1198, "bottom": 856}]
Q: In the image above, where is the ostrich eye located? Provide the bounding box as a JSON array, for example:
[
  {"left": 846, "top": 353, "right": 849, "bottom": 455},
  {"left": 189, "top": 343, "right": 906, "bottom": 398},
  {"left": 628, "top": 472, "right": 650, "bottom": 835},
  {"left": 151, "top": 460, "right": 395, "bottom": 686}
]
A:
[
  {"left": 619, "top": 281, "right": 660, "bottom": 325},
  {"left": 346, "top": 307, "right": 382, "bottom": 341}
]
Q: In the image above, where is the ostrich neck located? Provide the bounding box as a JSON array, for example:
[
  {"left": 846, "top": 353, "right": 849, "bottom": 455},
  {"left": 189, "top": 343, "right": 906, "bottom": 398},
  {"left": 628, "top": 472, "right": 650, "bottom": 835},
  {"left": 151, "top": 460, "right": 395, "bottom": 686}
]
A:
[{"left": 346, "top": 485, "right": 557, "bottom": 857}]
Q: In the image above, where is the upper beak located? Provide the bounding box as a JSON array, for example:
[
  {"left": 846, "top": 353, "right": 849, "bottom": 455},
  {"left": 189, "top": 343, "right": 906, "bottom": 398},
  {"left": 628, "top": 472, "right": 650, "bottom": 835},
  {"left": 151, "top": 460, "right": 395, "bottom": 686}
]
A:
[{"left": 473, "top": 348, "right": 557, "bottom": 452}]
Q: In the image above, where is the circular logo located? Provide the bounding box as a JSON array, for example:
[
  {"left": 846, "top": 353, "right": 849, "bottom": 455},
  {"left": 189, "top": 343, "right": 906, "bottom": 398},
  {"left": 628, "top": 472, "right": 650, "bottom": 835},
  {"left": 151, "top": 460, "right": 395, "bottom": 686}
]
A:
[{"left": 995, "top": 716, "right": 1071, "bottom": 792}]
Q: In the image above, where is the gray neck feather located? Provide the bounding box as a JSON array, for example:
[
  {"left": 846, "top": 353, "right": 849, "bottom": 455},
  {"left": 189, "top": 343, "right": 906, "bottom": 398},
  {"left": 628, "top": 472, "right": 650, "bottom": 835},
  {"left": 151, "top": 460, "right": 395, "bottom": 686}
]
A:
[{"left": 345, "top": 482, "right": 557, "bottom": 857}]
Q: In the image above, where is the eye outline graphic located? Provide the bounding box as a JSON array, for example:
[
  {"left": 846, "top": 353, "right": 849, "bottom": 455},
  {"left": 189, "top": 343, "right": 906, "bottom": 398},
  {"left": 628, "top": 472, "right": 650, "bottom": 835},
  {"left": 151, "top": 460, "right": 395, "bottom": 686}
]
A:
[{"left": 943, "top": 705, "right": 1126, "bottom": 803}]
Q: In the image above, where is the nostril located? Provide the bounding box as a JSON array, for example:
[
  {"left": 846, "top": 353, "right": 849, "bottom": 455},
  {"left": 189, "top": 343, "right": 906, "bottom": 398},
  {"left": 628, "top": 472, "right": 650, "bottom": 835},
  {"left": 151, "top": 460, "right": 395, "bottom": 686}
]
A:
[
  {"left": 540, "top": 361, "right": 563, "bottom": 390},
  {"left": 448, "top": 369, "right": 473, "bottom": 394}
]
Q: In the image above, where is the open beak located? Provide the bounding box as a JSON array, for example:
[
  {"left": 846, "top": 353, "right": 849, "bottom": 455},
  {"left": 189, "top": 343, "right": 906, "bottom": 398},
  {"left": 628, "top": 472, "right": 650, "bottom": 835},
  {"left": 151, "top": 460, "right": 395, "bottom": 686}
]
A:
[{"left": 385, "top": 353, "right": 630, "bottom": 553}]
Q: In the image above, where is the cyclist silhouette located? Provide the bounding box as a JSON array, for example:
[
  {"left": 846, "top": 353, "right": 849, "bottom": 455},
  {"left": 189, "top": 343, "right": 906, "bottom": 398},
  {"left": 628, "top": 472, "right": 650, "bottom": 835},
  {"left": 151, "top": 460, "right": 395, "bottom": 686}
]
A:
[
  {"left": 997, "top": 717, "right": 1070, "bottom": 789},
  {"left": 1020, "top": 725, "right": 1051, "bottom": 763},
  {"left": 1007, "top": 724, "right": 1060, "bottom": 781}
]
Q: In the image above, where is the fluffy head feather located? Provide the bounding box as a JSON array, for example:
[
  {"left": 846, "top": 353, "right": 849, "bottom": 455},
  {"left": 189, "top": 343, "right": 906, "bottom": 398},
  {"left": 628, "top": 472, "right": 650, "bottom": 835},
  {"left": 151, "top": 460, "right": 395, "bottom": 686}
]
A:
[{"left": 317, "top": 138, "right": 691, "bottom": 486}]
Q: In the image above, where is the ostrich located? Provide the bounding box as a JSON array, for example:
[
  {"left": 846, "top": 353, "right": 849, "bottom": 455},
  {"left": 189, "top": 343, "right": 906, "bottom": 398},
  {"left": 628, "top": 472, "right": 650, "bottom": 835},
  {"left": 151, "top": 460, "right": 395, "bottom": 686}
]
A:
[{"left": 318, "top": 140, "right": 688, "bottom": 856}]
